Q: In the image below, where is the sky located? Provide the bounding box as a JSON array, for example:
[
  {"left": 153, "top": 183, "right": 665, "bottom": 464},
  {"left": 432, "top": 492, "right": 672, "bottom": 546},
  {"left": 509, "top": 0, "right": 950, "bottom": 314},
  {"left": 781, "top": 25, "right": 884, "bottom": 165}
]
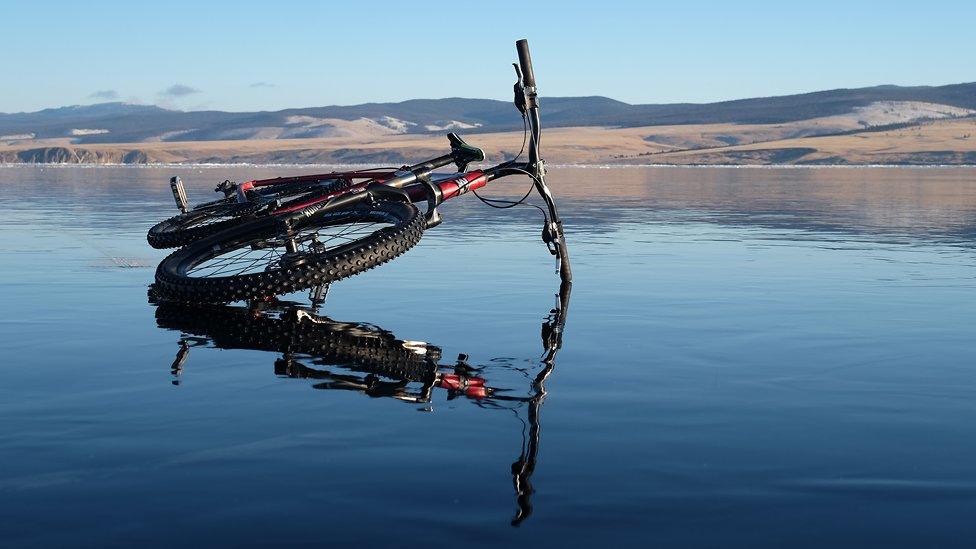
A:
[{"left": 2, "top": 0, "right": 974, "bottom": 113}]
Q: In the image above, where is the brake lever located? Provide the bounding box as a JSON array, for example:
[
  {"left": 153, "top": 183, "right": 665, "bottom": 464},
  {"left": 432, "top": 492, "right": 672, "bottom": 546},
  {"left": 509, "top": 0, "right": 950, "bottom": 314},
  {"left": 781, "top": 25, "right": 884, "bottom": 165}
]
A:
[
  {"left": 513, "top": 64, "right": 527, "bottom": 116},
  {"left": 542, "top": 222, "right": 560, "bottom": 257}
]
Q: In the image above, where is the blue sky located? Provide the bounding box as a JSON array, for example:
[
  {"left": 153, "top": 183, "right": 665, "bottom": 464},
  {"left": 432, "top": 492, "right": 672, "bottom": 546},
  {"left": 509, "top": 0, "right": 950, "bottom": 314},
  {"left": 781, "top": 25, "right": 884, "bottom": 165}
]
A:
[{"left": 2, "top": 0, "right": 973, "bottom": 113}]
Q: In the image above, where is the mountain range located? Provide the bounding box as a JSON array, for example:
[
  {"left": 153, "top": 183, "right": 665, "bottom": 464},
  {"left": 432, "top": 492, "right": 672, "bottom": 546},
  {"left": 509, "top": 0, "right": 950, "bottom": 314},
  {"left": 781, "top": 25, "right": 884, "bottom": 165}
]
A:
[
  {"left": 2, "top": 82, "right": 976, "bottom": 165},
  {"left": 3, "top": 82, "right": 976, "bottom": 145}
]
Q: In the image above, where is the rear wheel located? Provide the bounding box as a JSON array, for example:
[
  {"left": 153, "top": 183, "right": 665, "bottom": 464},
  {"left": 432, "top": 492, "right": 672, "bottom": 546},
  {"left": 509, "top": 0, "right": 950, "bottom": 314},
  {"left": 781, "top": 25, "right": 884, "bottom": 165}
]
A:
[
  {"left": 153, "top": 200, "right": 425, "bottom": 303},
  {"left": 147, "top": 178, "right": 352, "bottom": 249}
]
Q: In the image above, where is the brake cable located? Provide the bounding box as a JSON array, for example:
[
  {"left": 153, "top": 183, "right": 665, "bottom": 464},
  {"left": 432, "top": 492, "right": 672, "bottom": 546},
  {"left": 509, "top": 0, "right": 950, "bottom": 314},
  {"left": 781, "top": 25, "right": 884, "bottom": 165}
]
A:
[{"left": 471, "top": 114, "right": 549, "bottom": 224}]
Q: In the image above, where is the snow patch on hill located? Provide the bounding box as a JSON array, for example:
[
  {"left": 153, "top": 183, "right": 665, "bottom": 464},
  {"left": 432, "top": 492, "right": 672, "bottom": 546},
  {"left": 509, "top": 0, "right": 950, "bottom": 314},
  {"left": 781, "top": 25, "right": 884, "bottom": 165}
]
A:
[
  {"left": 147, "top": 129, "right": 197, "bottom": 142},
  {"left": 69, "top": 128, "right": 109, "bottom": 136},
  {"left": 276, "top": 116, "right": 416, "bottom": 138},
  {"left": 848, "top": 101, "right": 975, "bottom": 127},
  {"left": 374, "top": 116, "right": 416, "bottom": 133},
  {"left": 641, "top": 101, "right": 976, "bottom": 153},
  {"left": 211, "top": 116, "right": 419, "bottom": 141},
  {"left": 424, "top": 120, "right": 483, "bottom": 131},
  {"left": 1, "top": 133, "right": 34, "bottom": 141}
]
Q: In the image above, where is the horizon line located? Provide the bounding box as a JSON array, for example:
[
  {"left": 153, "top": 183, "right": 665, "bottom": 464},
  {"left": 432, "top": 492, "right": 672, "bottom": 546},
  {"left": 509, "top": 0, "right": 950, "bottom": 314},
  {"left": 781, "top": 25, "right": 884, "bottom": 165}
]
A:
[{"left": 4, "top": 80, "right": 975, "bottom": 116}]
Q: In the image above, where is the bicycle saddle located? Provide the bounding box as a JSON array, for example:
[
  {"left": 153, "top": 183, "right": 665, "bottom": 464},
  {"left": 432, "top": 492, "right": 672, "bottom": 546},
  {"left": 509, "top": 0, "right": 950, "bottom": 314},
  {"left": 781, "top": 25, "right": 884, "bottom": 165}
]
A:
[{"left": 447, "top": 132, "right": 485, "bottom": 172}]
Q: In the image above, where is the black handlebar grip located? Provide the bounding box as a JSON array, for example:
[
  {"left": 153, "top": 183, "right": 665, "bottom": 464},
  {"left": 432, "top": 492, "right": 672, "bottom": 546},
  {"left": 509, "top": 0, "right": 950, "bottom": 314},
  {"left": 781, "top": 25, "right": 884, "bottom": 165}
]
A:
[{"left": 516, "top": 39, "right": 536, "bottom": 88}]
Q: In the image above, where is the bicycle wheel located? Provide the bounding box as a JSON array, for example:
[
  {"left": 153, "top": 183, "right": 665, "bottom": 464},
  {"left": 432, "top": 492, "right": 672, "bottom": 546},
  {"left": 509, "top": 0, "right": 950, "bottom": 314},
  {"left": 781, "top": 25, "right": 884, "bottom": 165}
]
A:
[
  {"left": 153, "top": 199, "right": 425, "bottom": 303},
  {"left": 154, "top": 301, "right": 440, "bottom": 382},
  {"left": 147, "top": 178, "right": 352, "bottom": 249}
]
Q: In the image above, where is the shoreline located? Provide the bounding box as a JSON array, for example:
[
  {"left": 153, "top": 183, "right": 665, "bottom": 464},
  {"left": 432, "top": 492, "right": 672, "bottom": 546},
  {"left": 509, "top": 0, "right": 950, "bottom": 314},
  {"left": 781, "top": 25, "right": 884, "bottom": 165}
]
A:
[{"left": 4, "top": 115, "right": 976, "bottom": 167}]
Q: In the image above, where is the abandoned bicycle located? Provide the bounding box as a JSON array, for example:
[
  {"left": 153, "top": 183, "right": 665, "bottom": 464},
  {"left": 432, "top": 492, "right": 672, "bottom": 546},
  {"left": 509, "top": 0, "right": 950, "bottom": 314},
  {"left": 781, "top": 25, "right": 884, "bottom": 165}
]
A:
[{"left": 149, "top": 40, "right": 571, "bottom": 303}]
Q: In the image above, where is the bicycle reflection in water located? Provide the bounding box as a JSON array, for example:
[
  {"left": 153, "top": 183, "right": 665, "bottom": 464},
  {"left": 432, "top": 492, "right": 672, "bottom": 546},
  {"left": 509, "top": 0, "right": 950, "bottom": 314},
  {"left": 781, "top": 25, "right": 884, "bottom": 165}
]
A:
[{"left": 150, "top": 281, "right": 570, "bottom": 526}]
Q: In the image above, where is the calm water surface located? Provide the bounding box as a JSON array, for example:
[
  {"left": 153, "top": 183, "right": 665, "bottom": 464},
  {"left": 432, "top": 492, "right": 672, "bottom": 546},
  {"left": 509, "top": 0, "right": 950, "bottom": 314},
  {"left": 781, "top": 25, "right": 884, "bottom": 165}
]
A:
[{"left": 1, "top": 165, "right": 975, "bottom": 547}]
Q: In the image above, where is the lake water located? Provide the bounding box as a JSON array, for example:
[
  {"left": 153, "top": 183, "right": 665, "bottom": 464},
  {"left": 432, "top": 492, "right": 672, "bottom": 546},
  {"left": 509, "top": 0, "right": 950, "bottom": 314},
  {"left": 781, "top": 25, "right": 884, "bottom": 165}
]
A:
[{"left": 1, "top": 165, "right": 975, "bottom": 547}]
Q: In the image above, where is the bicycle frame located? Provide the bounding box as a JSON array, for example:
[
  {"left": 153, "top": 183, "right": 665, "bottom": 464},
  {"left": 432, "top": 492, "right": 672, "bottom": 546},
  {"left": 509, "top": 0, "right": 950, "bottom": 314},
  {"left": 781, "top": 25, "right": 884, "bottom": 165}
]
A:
[{"left": 234, "top": 169, "right": 397, "bottom": 202}]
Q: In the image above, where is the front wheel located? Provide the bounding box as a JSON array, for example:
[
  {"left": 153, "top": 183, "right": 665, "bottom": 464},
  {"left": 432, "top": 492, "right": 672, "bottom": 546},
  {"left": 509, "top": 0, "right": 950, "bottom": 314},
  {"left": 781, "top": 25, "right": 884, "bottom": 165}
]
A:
[{"left": 153, "top": 200, "right": 425, "bottom": 303}]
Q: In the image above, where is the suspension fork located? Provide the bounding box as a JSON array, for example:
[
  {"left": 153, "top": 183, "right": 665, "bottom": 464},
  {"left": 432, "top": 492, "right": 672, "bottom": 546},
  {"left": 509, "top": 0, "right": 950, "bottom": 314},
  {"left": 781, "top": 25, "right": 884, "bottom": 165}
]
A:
[
  {"left": 485, "top": 165, "right": 572, "bottom": 283},
  {"left": 534, "top": 170, "right": 572, "bottom": 284}
]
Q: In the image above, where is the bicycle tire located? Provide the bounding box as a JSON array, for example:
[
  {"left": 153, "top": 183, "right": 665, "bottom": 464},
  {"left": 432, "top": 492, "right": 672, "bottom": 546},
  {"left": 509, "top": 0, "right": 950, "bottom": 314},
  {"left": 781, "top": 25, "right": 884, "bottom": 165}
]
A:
[
  {"left": 154, "top": 301, "right": 439, "bottom": 382},
  {"left": 153, "top": 200, "right": 425, "bottom": 303},
  {"left": 147, "top": 179, "right": 353, "bottom": 249}
]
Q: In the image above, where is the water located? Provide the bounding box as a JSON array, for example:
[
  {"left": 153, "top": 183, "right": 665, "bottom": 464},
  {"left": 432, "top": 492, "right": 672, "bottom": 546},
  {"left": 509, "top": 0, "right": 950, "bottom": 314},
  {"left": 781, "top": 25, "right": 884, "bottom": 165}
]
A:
[{"left": 1, "top": 165, "right": 975, "bottom": 547}]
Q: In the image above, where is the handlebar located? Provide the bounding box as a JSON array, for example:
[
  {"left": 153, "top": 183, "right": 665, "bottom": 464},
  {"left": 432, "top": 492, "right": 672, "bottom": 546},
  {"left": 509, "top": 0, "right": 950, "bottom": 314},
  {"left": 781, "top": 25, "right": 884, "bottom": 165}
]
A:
[
  {"left": 512, "top": 39, "right": 572, "bottom": 284},
  {"left": 516, "top": 39, "right": 536, "bottom": 88}
]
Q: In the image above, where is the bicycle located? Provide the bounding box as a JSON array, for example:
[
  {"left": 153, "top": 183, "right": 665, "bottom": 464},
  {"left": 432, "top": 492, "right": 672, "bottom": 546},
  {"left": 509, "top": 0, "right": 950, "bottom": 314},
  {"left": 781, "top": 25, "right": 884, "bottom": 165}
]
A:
[{"left": 149, "top": 40, "right": 572, "bottom": 303}]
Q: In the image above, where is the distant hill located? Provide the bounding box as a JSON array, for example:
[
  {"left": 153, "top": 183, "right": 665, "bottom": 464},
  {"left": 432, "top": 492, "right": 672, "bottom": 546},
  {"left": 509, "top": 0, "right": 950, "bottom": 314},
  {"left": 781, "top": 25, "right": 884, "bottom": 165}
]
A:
[{"left": 2, "top": 82, "right": 976, "bottom": 145}]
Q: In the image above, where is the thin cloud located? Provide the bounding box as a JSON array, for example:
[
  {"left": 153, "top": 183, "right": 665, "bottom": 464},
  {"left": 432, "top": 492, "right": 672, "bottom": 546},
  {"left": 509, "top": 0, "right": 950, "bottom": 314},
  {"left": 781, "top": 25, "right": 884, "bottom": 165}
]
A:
[
  {"left": 89, "top": 89, "right": 119, "bottom": 100},
  {"left": 249, "top": 81, "right": 276, "bottom": 88},
  {"left": 161, "top": 84, "right": 201, "bottom": 97}
]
